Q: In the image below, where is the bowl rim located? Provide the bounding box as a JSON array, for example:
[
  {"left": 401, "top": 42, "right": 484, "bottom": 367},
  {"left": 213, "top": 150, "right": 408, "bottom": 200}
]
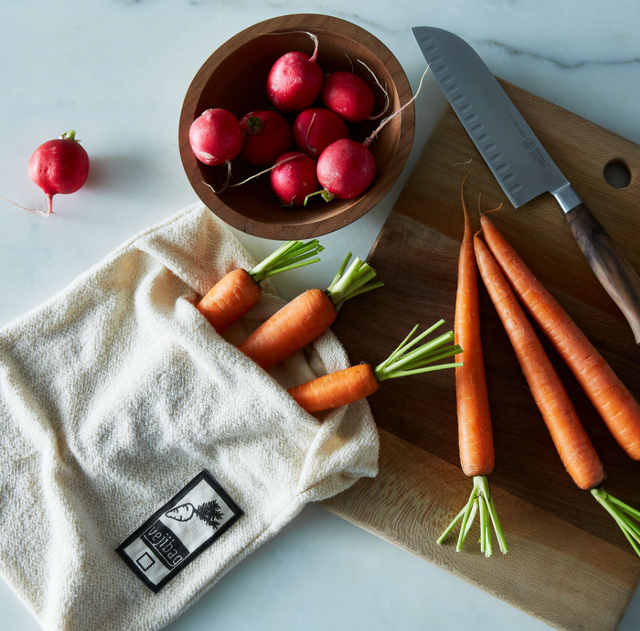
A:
[{"left": 179, "top": 13, "right": 415, "bottom": 239}]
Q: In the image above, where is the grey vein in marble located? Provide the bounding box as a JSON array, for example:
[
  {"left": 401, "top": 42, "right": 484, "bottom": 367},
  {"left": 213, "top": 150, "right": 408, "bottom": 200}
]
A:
[{"left": 477, "top": 39, "right": 640, "bottom": 69}]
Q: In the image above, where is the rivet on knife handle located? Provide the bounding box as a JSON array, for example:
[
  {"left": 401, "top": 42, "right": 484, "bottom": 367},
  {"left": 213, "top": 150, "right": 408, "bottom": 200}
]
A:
[{"left": 565, "top": 202, "right": 640, "bottom": 344}]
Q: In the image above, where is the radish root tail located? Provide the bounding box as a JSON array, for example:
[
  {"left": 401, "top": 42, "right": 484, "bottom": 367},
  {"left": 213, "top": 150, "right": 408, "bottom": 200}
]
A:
[
  {"left": 201, "top": 161, "right": 233, "bottom": 195},
  {"left": 363, "top": 64, "right": 430, "bottom": 148},
  {"left": 0, "top": 193, "right": 50, "bottom": 216},
  {"left": 228, "top": 153, "right": 306, "bottom": 189},
  {"left": 345, "top": 53, "right": 355, "bottom": 73},
  {"left": 266, "top": 30, "right": 319, "bottom": 63},
  {"left": 305, "top": 112, "right": 317, "bottom": 152},
  {"left": 357, "top": 59, "right": 390, "bottom": 121}
]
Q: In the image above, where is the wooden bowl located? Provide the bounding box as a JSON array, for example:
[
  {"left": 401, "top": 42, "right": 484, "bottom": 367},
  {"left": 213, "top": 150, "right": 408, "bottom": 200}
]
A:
[{"left": 178, "top": 14, "right": 414, "bottom": 240}]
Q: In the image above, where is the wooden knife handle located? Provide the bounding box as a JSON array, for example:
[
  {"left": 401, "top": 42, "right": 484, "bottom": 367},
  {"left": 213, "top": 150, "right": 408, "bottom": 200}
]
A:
[{"left": 565, "top": 202, "right": 640, "bottom": 344}]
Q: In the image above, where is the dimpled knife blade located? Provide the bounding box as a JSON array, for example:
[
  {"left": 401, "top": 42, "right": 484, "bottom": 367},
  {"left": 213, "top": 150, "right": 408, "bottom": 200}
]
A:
[
  {"left": 412, "top": 26, "right": 640, "bottom": 344},
  {"left": 412, "top": 26, "right": 577, "bottom": 210}
]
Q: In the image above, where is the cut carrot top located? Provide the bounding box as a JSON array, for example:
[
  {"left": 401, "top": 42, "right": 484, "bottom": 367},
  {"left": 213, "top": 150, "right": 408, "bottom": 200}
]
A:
[
  {"left": 325, "top": 252, "right": 385, "bottom": 306},
  {"left": 196, "top": 239, "right": 323, "bottom": 334},
  {"left": 248, "top": 239, "right": 324, "bottom": 282},
  {"left": 239, "top": 252, "right": 383, "bottom": 370},
  {"left": 287, "top": 321, "right": 462, "bottom": 414}
]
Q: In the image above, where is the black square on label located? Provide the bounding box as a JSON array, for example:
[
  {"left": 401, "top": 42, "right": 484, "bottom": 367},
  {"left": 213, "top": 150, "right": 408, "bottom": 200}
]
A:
[{"left": 136, "top": 552, "right": 155, "bottom": 571}]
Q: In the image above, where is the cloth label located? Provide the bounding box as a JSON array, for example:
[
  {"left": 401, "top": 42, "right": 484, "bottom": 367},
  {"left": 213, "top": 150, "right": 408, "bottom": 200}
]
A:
[{"left": 117, "top": 470, "right": 243, "bottom": 592}]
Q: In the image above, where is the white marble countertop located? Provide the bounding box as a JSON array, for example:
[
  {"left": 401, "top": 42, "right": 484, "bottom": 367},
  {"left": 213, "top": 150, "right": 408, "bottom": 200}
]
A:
[{"left": 1, "top": 1, "right": 640, "bottom": 629}]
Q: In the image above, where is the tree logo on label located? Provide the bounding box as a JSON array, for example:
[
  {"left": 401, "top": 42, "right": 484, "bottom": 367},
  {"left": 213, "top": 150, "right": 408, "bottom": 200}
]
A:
[{"left": 165, "top": 500, "right": 225, "bottom": 529}]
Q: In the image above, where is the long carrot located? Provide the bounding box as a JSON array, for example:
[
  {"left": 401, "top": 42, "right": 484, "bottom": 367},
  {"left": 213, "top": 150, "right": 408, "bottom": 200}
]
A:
[
  {"left": 196, "top": 239, "right": 323, "bottom": 334},
  {"left": 288, "top": 320, "right": 462, "bottom": 413},
  {"left": 480, "top": 214, "right": 640, "bottom": 461},
  {"left": 475, "top": 234, "right": 640, "bottom": 556},
  {"left": 238, "top": 253, "right": 384, "bottom": 370},
  {"left": 437, "top": 175, "right": 506, "bottom": 557}
]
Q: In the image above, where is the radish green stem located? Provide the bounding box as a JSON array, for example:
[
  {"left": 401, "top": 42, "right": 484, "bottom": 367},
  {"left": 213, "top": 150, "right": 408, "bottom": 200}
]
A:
[
  {"left": 591, "top": 487, "right": 640, "bottom": 557},
  {"left": 249, "top": 239, "right": 324, "bottom": 283},
  {"left": 438, "top": 475, "right": 507, "bottom": 556},
  {"left": 375, "top": 324, "right": 462, "bottom": 382},
  {"left": 303, "top": 189, "right": 335, "bottom": 205},
  {"left": 325, "top": 253, "right": 383, "bottom": 306}
]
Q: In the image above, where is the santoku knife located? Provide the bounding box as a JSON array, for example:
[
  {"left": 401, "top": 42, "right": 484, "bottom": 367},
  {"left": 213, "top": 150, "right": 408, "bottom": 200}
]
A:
[{"left": 412, "top": 26, "right": 640, "bottom": 344}]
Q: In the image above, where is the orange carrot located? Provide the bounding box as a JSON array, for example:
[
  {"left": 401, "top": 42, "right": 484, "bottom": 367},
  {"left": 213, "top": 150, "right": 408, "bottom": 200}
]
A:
[
  {"left": 197, "top": 269, "right": 261, "bottom": 334},
  {"left": 196, "top": 239, "right": 322, "bottom": 334},
  {"left": 438, "top": 176, "right": 505, "bottom": 557},
  {"left": 476, "top": 232, "right": 640, "bottom": 557},
  {"left": 288, "top": 321, "right": 461, "bottom": 413},
  {"left": 239, "top": 288, "right": 337, "bottom": 370},
  {"left": 480, "top": 214, "right": 640, "bottom": 460},
  {"left": 456, "top": 182, "right": 493, "bottom": 478},
  {"left": 239, "top": 253, "right": 384, "bottom": 370},
  {"left": 474, "top": 235, "right": 604, "bottom": 491},
  {"left": 288, "top": 364, "right": 379, "bottom": 413}
]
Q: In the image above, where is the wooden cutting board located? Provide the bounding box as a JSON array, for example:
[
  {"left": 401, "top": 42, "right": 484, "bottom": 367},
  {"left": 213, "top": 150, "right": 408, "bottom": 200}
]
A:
[{"left": 321, "top": 80, "right": 640, "bottom": 631}]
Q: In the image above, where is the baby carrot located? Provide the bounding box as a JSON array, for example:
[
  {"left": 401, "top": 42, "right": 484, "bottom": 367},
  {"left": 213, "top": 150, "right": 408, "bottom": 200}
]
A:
[
  {"left": 475, "top": 234, "right": 640, "bottom": 556},
  {"left": 238, "top": 253, "right": 383, "bottom": 370},
  {"left": 480, "top": 214, "right": 640, "bottom": 461},
  {"left": 438, "top": 175, "right": 506, "bottom": 557},
  {"left": 287, "top": 321, "right": 462, "bottom": 413},
  {"left": 196, "top": 239, "right": 323, "bottom": 334}
]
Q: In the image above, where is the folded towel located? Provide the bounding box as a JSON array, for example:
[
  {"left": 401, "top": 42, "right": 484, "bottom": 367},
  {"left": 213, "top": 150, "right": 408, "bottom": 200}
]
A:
[{"left": 0, "top": 204, "right": 379, "bottom": 631}]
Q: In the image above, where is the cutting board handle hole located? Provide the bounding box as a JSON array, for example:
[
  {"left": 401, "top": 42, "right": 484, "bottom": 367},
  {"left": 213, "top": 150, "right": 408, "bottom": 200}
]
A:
[{"left": 603, "top": 159, "right": 631, "bottom": 189}]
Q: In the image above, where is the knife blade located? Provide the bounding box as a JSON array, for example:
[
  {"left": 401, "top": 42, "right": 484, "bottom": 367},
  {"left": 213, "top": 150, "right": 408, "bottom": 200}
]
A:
[{"left": 413, "top": 26, "right": 640, "bottom": 344}]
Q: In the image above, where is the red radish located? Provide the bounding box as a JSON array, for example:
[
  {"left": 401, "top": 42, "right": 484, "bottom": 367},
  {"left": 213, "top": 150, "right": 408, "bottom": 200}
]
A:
[
  {"left": 266, "top": 32, "right": 323, "bottom": 114},
  {"left": 316, "top": 139, "right": 376, "bottom": 200},
  {"left": 28, "top": 130, "right": 89, "bottom": 215},
  {"left": 270, "top": 151, "right": 319, "bottom": 207},
  {"left": 239, "top": 110, "right": 292, "bottom": 166},
  {"left": 305, "top": 67, "right": 430, "bottom": 205},
  {"left": 189, "top": 108, "right": 243, "bottom": 193},
  {"left": 293, "top": 108, "right": 349, "bottom": 159},
  {"left": 321, "top": 71, "right": 375, "bottom": 123},
  {"left": 189, "top": 108, "right": 242, "bottom": 166}
]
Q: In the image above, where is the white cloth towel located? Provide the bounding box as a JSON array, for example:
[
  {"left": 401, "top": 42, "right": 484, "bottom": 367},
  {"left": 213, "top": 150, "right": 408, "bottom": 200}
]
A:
[{"left": 0, "top": 204, "right": 379, "bottom": 631}]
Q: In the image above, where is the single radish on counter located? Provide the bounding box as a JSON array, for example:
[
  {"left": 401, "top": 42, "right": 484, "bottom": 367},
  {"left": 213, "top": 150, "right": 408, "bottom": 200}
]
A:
[
  {"left": 305, "top": 67, "right": 428, "bottom": 204},
  {"left": 27, "top": 130, "right": 90, "bottom": 215},
  {"left": 189, "top": 108, "right": 243, "bottom": 192},
  {"left": 292, "top": 108, "right": 349, "bottom": 159},
  {"left": 266, "top": 32, "right": 323, "bottom": 113},
  {"left": 239, "top": 110, "right": 292, "bottom": 166},
  {"left": 270, "top": 151, "right": 319, "bottom": 207}
]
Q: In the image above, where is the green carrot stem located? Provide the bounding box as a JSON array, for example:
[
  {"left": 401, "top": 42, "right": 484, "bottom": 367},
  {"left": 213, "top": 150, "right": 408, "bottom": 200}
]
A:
[
  {"left": 591, "top": 487, "right": 640, "bottom": 557},
  {"left": 375, "top": 323, "right": 462, "bottom": 382},
  {"left": 261, "top": 257, "right": 321, "bottom": 278},
  {"left": 438, "top": 476, "right": 507, "bottom": 556},
  {"left": 327, "top": 252, "right": 352, "bottom": 293},
  {"left": 326, "top": 254, "right": 382, "bottom": 306},
  {"left": 340, "top": 281, "right": 385, "bottom": 302},
  {"left": 396, "top": 346, "right": 463, "bottom": 372},
  {"left": 383, "top": 331, "right": 456, "bottom": 373},
  {"left": 250, "top": 239, "right": 323, "bottom": 282},
  {"left": 437, "top": 507, "right": 466, "bottom": 545},
  {"left": 382, "top": 362, "right": 463, "bottom": 380}
]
